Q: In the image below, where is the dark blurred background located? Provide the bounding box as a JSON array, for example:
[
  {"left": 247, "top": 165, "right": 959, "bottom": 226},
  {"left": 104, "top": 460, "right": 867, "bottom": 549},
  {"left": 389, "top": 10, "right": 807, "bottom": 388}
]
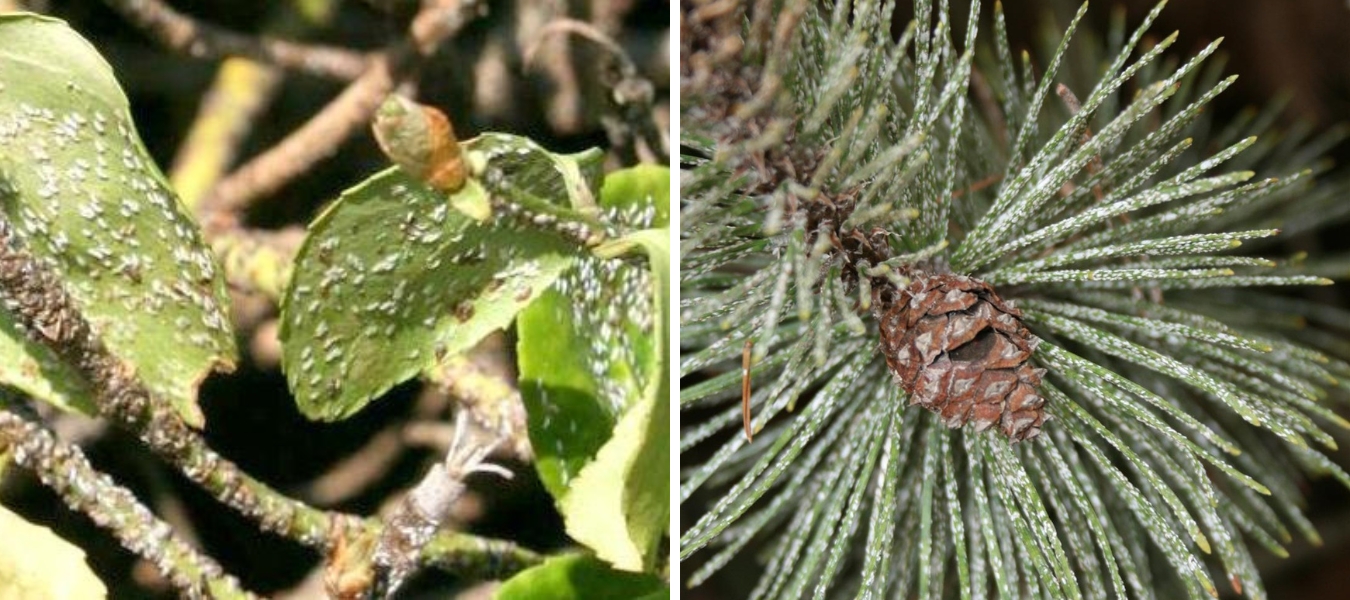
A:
[{"left": 0, "top": 0, "right": 668, "bottom": 597}]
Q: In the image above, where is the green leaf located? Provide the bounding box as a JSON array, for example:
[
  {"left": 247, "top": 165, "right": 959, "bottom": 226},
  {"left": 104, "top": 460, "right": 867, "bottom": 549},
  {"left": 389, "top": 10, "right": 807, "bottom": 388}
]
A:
[
  {"left": 558, "top": 228, "right": 669, "bottom": 572},
  {"left": 558, "top": 376, "right": 665, "bottom": 571},
  {"left": 518, "top": 166, "right": 668, "bottom": 571},
  {"left": 280, "top": 168, "right": 577, "bottom": 420},
  {"left": 0, "top": 14, "right": 236, "bottom": 426},
  {"left": 0, "top": 314, "right": 91, "bottom": 414},
  {"left": 518, "top": 167, "right": 667, "bottom": 497},
  {"left": 495, "top": 553, "right": 665, "bottom": 600},
  {"left": 594, "top": 164, "right": 671, "bottom": 228},
  {"left": 0, "top": 505, "right": 107, "bottom": 599},
  {"left": 558, "top": 393, "right": 665, "bottom": 568},
  {"left": 516, "top": 287, "right": 621, "bottom": 496},
  {"left": 470, "top": 133, "right": 606, "bottom": 219}
]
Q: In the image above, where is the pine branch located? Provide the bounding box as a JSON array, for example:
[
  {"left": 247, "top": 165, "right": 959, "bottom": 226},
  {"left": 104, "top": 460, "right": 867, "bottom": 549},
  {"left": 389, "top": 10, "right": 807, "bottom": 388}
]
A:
[{"left": 679, "top": 0, "right": 1350, "bottom": 597}]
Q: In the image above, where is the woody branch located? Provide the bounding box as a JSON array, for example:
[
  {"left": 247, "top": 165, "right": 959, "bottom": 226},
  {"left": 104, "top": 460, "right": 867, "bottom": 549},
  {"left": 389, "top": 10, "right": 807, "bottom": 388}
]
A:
[
  {"left": 100, "top": 0, "right": 369, "bottom": 80},
  {"left": 0, "top": 404, "right": 258, "bottom": 599}
]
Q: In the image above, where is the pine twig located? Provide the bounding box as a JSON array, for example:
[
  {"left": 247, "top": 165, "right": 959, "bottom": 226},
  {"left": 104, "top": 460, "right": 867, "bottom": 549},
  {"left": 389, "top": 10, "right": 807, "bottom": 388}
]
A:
[
  {"left": 0, "top": 404, "right": 257, "bottom": 599},
  {"left": 0, "top": 217, "right": 542, "bottom": 581},
  {"left": 100, "top": 0, "right": 369, "bottom": 80},
  {"left": 197, "top": 0, "right": 486, "bottom": 230}
]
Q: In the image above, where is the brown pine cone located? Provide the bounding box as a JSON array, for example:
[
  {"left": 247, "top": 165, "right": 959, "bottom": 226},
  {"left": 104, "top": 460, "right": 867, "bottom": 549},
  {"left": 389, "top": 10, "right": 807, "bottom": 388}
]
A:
[{"left": 873, "top": 273, "right": 1047, "bottom": 442}]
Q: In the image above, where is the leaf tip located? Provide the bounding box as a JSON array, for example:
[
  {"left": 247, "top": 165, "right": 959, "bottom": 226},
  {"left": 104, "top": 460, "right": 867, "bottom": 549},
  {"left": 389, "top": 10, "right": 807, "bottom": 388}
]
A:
[
  {"left": 1195, "top": 533, "right": 1212, "bottom": 554},
  {"left": 1308, "top": 530, "right": 1325, "bottom": 547},
  {"left": 1200, "top": 577, "right": 1219, "bottom": 598}
]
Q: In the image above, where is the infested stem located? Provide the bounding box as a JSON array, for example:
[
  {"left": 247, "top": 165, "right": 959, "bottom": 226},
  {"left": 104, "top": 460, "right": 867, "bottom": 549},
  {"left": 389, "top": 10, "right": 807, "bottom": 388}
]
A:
[
  {"left": 0, "top": 217, "right": 542, "bottom": 582},
  {"left": 426, "top": 351, "right": 532, "bottom": 460},
  {"left": 0, "top": 404, "right": 257, "bottom": 599},
  {"left": 0, "top": 217, "right": 346, "bottom": 542},
  {"left": 372, "top": 411, "right": 512, "bottom": 595}
]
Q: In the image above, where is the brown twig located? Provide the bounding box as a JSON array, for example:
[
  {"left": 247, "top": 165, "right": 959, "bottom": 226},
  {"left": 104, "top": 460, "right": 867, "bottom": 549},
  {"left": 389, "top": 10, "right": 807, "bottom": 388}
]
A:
[
  {"left": 306, "top": 385, "right": 452, "bottom": 506},
  {"left": 970, "top": 68, "right": 1008, "bottom": 147},
  {"left": 528, "top": 18, "right": 669, "bottom": 164},
  {"left": 950, "top": 172, "right": 1005, "bottom": 199},
  {"left": 197, "top": 58, "right": 393, "bottom": 231},
  {"left": 742, "top": 339, "right": 753, "bottom": 441},
  {"left": 101, "top": 0, "right": 369, "bottom": 80},
  {"left": 197, "top": 0, "right": 486, "bottom": 231},
  {"left": 170, "top": 58, "right": 284, "bottom": 211},
  {"left": 1055, "top": 83, "right": 1105, "bottom": 202}
]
